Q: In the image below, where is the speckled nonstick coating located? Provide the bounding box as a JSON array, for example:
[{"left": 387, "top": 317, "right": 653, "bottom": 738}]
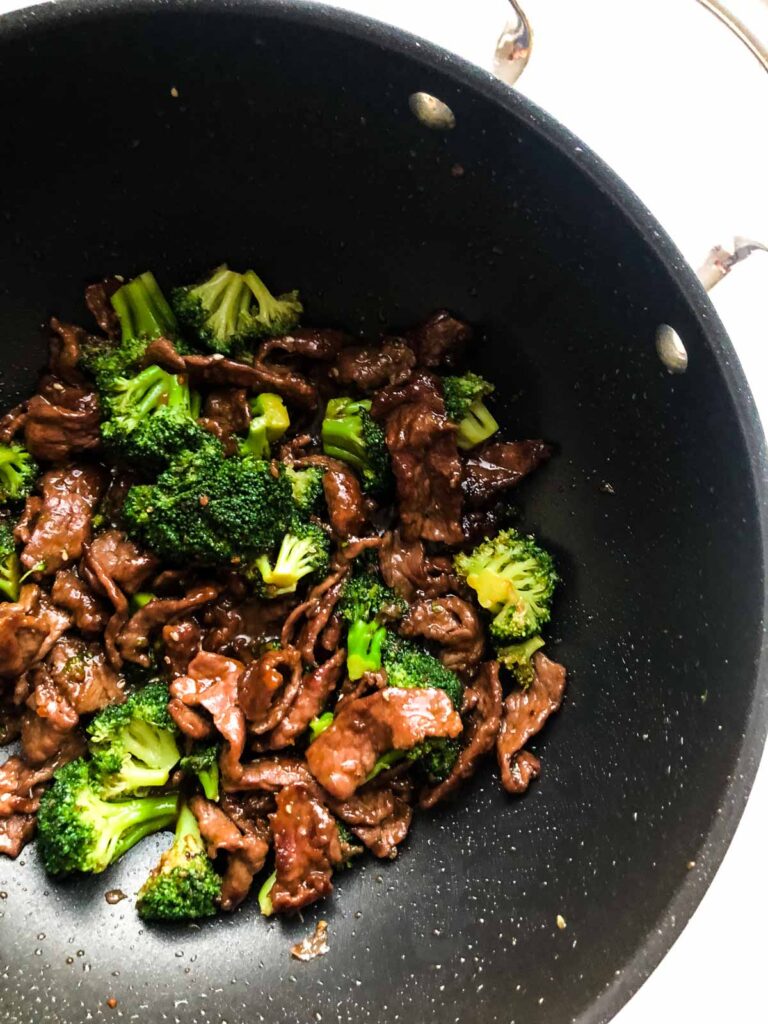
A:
[{"left": 0, "top": 2, "right": 766, "bottom": 1022}]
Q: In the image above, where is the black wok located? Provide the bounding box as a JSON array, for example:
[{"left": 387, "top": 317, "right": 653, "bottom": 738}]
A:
[{"left": 0, "top": 2, "right": 766, "bottom": 1022}]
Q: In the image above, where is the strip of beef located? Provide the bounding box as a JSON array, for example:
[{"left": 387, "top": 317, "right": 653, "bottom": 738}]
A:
[
  {"left": 332, "top": 337, "right": 416, "bottom": 391},
  {"left": 306, "top": 688, "right": 463, "bottom": 800},
  {"left": 379, "top": 529, "right": 459, "bottom": 601},
  {"left": 350, "top": 786, "right": 413, "bottom": 859},
  {"left": 51, "top": 569, "right": 108, "bottom": 635},
  {"left": 169, "top": 650, "right": 246, "bottom": 782},
  {"left": 281, "top": 567, "right": 348, "bottom": 667},
  {"left": 497, "top": 652, "right": 567, "bottom": 794},
  {"left": 296, "top": 455, "right": 366, "bottom": 539},
  {"left": 189, "top": 795, "right": 269, "bottom": 911},
  {"left": 82, "top": 528, "right": 158, "bottom": 612},
  {"left": 24, "top": 376, "right": 101, "bottom": 463},
  {"left": 369, "top": 369, "right": 443, "bottom": 420},
  {"left": 162, "top": 619, "right": 202, "bottom": 678},
  {"left": 0, "top": 585, "right": 71, "bottom": 679},
  {"left": 461, "top": 504, "right": 509, "bottom": 546},
  {"left": 420, "top": 661, "right": 503, "bottom": 808},
  {"left": 46, "top": 319, "right": 90, "bottom": 385},
  {"left": 237, "top": 645, "right": 302, "bottom": 734},
  {"left": 226, "top": 755, "right": 316, "bottom": 794},
  {"left": 407, "top": 310, "right": 471, "bottom": 369},
  {"left": 0, "top": 402, "right": 27, "bottom": 444},
  {"left": 202, "top": 594, "right": 294, "bottom": 660},
  {"left": 143, "top": 338, "right": 319, "bottom": 409},
  {"left": 84, "top": 279, "right": 121, "bottom": 339},
  {"left": 269, "top": 783, "right": 343, "bottom": 913},
  {"left": 0, "top": 815, "right": 37, "bottom": 858},
  {"left": 116, "top": 585, "right": 221, "bottom": 666},
  {"left": 463, "top": 440, "right": 553, "bottom": 507},
  {"left": 18, "top": 464, "right": 106, "bottom": 575},
  {"left": 400, "top": 595, "right": 484, "bottom": 680},
  {"left": 257, "top": 327, "right": 349, "bottom": 363},
  {"left": 200, "top": 388, "right": 250, "bottom": 456},
  {"left": 264, "top": 649, "right": 346, "bottom": 750}
]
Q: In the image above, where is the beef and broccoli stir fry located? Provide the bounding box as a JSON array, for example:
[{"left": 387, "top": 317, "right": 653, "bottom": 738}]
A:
[{"left": 0, "top": 266, "right": 566, "bottom": 921}]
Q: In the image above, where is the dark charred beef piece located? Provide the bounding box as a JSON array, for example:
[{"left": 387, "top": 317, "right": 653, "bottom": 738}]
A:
[
  {"left": 264, "top": 649, "right": 346, "bottom": 750},
  {"left": 281, "top": 567, "right": 348, "bottom": 668},
  {"left": 24, "top": 377, "right": 101, "bottom": 463},
  {"left": 116, "top": 585, "right": 221, "bottom": 667},
  {"left": 379, "top": 530, "right": 459, "bottom": 601},
  {"left": 162, "top": 619, "right": 202, "bottom": 678},
  {"left": 143, "top": 338, "right": 319, "bottom": 410},
  {"left": 82, "top": 529, "right": 158, "bottom": 611},
  {"left": 257, "top": 327, "right": 350, "bottom": 363},
  {"left": 169, "top": 650, "right": 246, "bottom": 783},
  {"left": 369, "top": 370, "right": 443, "bottom": 420},
  {"left": 407, "top": 310, "right": 471, "bottom": 369},
  {"left": 225, "top": 755, "right": 316, "bottom": 794},
  {"left": 306, "top": 688, "right": 463, "bottom": 800},
  {"left": 332, "top": 337, "right": 416, "bottom": 391},
  {"left": 400, "top": 595, "right": 484, "bottom": 680},
  {"left": 385, "top": 402, "right": 464, "bottom": 545},
  {"left": 497, "top": 652, "right": 567, "bottom": 794},
  {"left": 200, "top": 388, "right": 251, "bottom": 456},
  {"left": 296, "top": 455, "right": 366, "bottom": 539},
  {"left": 420, "top": 661, "right": 502, "bottom": 808},
  {"left": 269, "top": 782, "right": 343, "bottom": 913},
  {"left": 189, "top": 795, "right": 269, "bottom": 912},
  {"left": 237, "top": 645, "right": 302, "bottom": 734},
  {"left": 51, "top": 569, "right": 108, "bottom": 635},
  {"left": 84, "top": 279, "right": 121, "bottom": 339},
  {"left": 0, "top": 585, "right": 71, "bottom": 679},
  {"left": 462, "top": 440, "right": 553, "bottom": 507},
  {"left": 18, "top": 464, "right": 106, "bottom": 575},
  {"left": 0, "top": 403, "right": 27, "bottom": 444}
]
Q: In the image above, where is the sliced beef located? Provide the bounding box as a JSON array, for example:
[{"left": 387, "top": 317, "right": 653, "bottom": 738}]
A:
[
  {"left": 51, "top": 569, "right": 108, "bottom": 635},
  {"left": 0, "top": 585, "right": 71, "bottom": 679},
  {"left": 116, "top": 585, "right": 221, "bottom": 666},
  {"left": 461, "top": 504, "right": 509, "bottom": 546},
  {"left": 24, "top": 378, "right": 101, "bottom": 463},
  {"left": 420, "top": 661, "right": 502, "bottom": 808},
  {"left": 0, "top": 403, "right": 27, "bottom": 444},
  {"left": 169, "top": 650, "right": 246, "bottom": 783},
  {"left": 400, "top": 595, "right": 484, "bottom": 679},
  {"left": 189, "top": 795, "right": 269, "bottom": 911},
  {"left": 84, "top": 279, "right": 121, "bottom": 339},
  {"left": 407, "top": 310, "right": 471, "bottom": 369},
  {"left": 225, "top": 755, "right": 316, "bottom": 794},
  {"left": 0, "top": 814, "right": 37, "bottom": 858},
  {"left": 257, "top": 327, "right": 349, "bottom": 363},
  {"left": 265, "top": 649, "right": 346, "bottom": 749},
  {"left": 379, "top": 529, "right": 459, "bottom": 601},
  {"left": 45, "top": 637, "right": 123, "bottom": 714},
  {"left": 296, "top": 455, "right": 366, "bottom": 539},
  {"left": 82, "top": 528, "right": 158, "bottom": 611},
  {"left": 497, "top": 652, "right": 567, "bottom": 794},
  {"left": 385, "top": 402, "right": 464, "bottom": 544},
  {"left": 462, "top": 440, "right": 553, "bottom": 507},
  {"left": 306, "top": 688, "right": 463, "bottom": 800},
  {"left": 351, "top": 790, "right": 413, "bottom": 859},
  {"left": 18, "top": 464, "right": 106, "bottom": 575},
  {"left": 281, "top": 567, "right": 348, "bottom": 668},
  {"left": 200, "top": 388, "right": 250, "bottom": 455},
  {"left": 46, "top": 319, "right": 91, "bottom": 385},
  {"left": 369, "top": 370, "right": 443, "bottom": 420},
  {"left": 162, "top": 619, "right": 202, "bottom": 678},
  {"left": 237, "top": 645, "right": 302, "bottom": 734},
  {"left": 269, "top": 783, "right": 343, "bottom": 913},
  {"left": 332, "top": 337, "right": 416, "bottom": 391}
]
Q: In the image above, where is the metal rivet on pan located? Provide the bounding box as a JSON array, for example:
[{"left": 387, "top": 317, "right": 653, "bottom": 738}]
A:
[
  {"left": 408, "top": 92, "right": 456, "bottom": 130},
  {"left": 656, "top": 324, "right": 688, "bottom": 373}
]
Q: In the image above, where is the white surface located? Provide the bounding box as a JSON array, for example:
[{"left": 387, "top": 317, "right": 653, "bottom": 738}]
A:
[{"left": 1, "top": 0, "right": 767, "bottom": 1020}]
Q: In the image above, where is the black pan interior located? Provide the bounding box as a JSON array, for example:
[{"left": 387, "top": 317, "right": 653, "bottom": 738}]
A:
[{"left": 0, "top": 2, "right": 766, "bottom": 1023}]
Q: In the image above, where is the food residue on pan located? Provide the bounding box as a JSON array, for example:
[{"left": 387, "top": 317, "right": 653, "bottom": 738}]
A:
[
  {"left": 104, "top": 888, "right": 127, "bottom": 905},
  {"left": 291, "top": 919, "right": 330, "bottom": 962}
]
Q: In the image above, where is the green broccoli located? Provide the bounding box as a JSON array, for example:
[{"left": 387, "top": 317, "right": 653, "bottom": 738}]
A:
[
  {"left": 0, "top": 443, "right": 38, "bottom": 506},
  {"left": 0, "top": 523, "right": 20, "bottom": 602},
  {"left": 336, "top": 821, "right": 364, "bottom": 868},
  {"left": 172, "top": 266, "right": 302, "bottom": 351},
  {"left": 240, "top": 393, "right": 290, "bottom": 459},
  {"left": 365, "top": 738, "right": 460, "bottom": 784},
  {"left": 442, "top": 372, "right": 499, "bottom": 450},
  {"left": 454, "top": 528, "right": 557, "bottom": 643},
  {"left": 37, "top": 758, "right": 178, "bottom": 876},
  {"left": 179, "top": 743, "right": 220, "bottom": 802},
  {"left": 123, "top": 442, "right": 293, "bottom": 566},
  {"left": 87, "top": 683, "right": 181, "bottom": 798},
  {"left": 496, "top": 635, "right": 545, "bottom": 688},
  {"left": 100, "top": 363, "right": 207, "bottom": 468},
  {"left": 308, "top": 711, "right": 334, "bottom": 742},
  {"left": 337, "top": 572, "right": 405, "bottom": 681},
  {"left": 321, "top": 397, "right": 390, "bottom": 494},
  {"left": 381, "top": 633, "right": 463, "bottom": 710},
  {"left": 258, "top": 870, "right": 276, "bottom": 917},
  {"left": 136, "top": 801, "right": 222, "bottom": 921},
  {"left": 253, "top": 520, "right": 330, "bottom": 597},
  {"left": 284, "top": 465, "right": 325, "bottom": 516}
]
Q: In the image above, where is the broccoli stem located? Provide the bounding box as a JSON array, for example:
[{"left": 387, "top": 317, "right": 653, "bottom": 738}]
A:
[
  {"left": 111, "top": 271, "right": 177, "bottom": 342},
  {"left": 346, "top": 620, "right": 387, "bottom": 681},
  {"left": 258, "top": 870, "right": 276, "bottom": 916}
]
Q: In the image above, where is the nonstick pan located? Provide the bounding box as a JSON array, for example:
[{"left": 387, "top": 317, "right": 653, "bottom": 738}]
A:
[{"left": 0, "top": 2, "right": 766, "bottom": 1022}]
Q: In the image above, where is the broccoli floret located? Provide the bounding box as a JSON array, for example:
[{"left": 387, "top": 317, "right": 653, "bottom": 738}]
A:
[
  {"left": 365, "top": 738, "right": 460, "bottom": 783},
  {"left": 241, "top": 270, "right": 302, "bottom": 341},
  {"left": 240, "top": 393, "right": 290, "bottom": 459},
  {"left": 442, "top": 373, "right": 499, "bottom": 450},
  {"left": 381, "top": 633, "right": 463, "bottom": 710},
  {"left": 258, "top": 870, "right": 276, "bottom": 917},
  {"left": 0, "top": 524, "right": 20, "bottom": 602},
  {"left": 308, "top": 711, "right": 334, "bottom": 742},
  {"left": 179, "top": 743, "right": 220, "bottom": 802},
  {"left": 496, "top": 635, "right": 545, "bottom": 688},
  {"left": 337, "top": 572, "right": 405, "bottom": 681},
  {"left": 100, "top": 363, "right": 207, "bottom": 469},
  {"left": 253, "top": 520, "right": 330, "bottom": 597},
  {"left": 87, "top": 683, "right": 181, "bottom": 798},
  {"left": 454, "top": 528, "right": 557, "bottom": 643},
  {"left": 0, "top": 443, "right": 38, "bottom": 506},
  {"left": 284, "top": 465, "right": 325, "bottom": 516},
  {"left": 37, "top": 758, "right": 178, "bottom": 876},
  {"left": 123, "top": 442, "right": 293, "bottom": 566},
  {"left": 321, "top": 397, "right": 390, "bottom": 494},
  {"left": 136, "top": 801, "right": 221, "bottom": 920}
]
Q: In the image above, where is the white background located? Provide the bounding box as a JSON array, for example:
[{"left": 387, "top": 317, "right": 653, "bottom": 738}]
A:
[{"left": 1, "top": 0, "right": 767, "bottom": 1020}]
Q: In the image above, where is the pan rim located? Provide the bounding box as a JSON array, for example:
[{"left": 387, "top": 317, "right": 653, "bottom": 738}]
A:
[{"left": 1, "top": 0, "right": 767, "bottom": 1020}]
